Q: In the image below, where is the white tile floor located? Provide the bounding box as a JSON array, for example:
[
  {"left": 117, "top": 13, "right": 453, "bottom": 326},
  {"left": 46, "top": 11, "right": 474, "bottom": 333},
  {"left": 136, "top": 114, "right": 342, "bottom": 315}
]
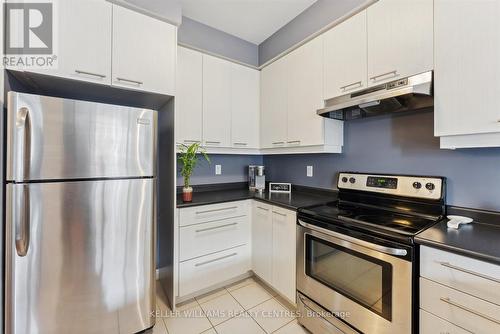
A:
[{"left": 151, "top": 277, "right": 310, "bottom": 334}]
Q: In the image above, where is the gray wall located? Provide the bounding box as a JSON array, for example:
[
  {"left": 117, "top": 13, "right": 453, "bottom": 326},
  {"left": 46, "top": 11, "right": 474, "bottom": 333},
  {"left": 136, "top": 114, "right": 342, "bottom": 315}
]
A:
[
  {"left": 259, "top": 0, "right": 369, "bottom": 65},
  {"left": 178, "top": 17, "right": 259, "bottom": 67},
  {"left": 177, "top": 154, "right": 263, "bottom": 187},
  {"left": 264, "top": 111, "right": 500, "bottom": 212}
]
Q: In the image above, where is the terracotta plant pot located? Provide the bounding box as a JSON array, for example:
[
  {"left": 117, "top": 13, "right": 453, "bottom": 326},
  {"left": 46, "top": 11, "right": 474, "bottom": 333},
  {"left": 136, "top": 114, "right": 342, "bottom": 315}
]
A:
[{"left": 182, "top": 186, "right": 193, "bottom": 202}]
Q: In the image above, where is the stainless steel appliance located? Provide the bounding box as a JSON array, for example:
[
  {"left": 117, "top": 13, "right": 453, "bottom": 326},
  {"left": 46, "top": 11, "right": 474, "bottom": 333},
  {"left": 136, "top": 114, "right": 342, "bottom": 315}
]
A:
[
  {"left": 5, "top": 92, "right": 157, "bottom": 334},
  {"left": 248, "top": 165, "right": 265, "bottom": 192},
  {"left": 248, "top": 165, "right": 257, "bottom": 190},
  {"left": 297, "top": 172, "right": 446, "bottom": 334},
  {"left": 255, "top": 166, "right": 266, "bottom": 193},
  {"left": 317, "top": 71, "right": 433, "bottom": 120}
]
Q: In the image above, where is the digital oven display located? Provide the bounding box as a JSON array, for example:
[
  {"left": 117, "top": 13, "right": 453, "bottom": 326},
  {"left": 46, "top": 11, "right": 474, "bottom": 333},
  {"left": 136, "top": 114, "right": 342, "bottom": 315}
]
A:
[{"left": 366, "top": 176, "right": 398, "bottom": 189}]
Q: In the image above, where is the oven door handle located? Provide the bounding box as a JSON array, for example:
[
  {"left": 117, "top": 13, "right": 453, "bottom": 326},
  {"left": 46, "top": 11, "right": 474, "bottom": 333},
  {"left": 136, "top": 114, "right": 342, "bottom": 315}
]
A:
[{"left": 298, "top": 220, "right": 408, "bottom": 257}]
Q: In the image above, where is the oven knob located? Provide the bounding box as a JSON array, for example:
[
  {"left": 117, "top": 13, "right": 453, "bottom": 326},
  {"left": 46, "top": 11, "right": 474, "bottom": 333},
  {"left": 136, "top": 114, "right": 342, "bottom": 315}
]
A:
[
  {"left": 342, "top": 177, "right": 348, "bottom": 183},
  {"left": 426, "top": 183, "right": 435, "bottom": 191},
  {"left": 413, "top": 182, "right": 422, "bottom": 189},
  {"left": 349, "top": 177, "right": 356, "bottom": 184}
]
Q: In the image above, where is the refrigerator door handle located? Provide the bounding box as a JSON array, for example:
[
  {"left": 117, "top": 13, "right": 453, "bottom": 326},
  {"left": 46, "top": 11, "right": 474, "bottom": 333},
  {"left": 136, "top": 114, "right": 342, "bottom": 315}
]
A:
[
  {"left": 15, "top": 185, "right": 30, "bottom": 256},
  {"left": 16, "top": 107, "right": 31, "bottom": 181}
]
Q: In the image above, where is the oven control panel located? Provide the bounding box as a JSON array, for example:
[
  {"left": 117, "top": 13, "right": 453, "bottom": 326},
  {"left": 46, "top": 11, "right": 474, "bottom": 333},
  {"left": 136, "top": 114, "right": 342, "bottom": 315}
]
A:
[{"left": 338, "top": 173, "right": 443, "bottom": 200}]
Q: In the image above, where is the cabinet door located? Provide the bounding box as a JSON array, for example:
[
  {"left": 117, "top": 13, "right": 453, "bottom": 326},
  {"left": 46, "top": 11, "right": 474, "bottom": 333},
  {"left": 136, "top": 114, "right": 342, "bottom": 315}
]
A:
[
  {"left": 287, "top": 37, "right": 325, "bottom": 146},
  {"left": 434, "top": 0, "right": 500, "bottom": 137},
  {"left": 203, "top": 55, "right": 232, "bottom": 147},
  {"left": 324, "top": 10, "right": 367, "bottom": 99},
  {"left": 33, "top": 0, "right": 112, "bottom": 84},
  {"left": 231, "top": 64, "right": 260, "bottom": 149},
  {"left": 260, "top": 57, "right": 288, "bottom": 148},
  {"left": 112, "top": 5, "right": 176, "bottom": 95},
  {"left": 252, "top": 202, "right": 273, "bottom": 284},
  {"left": 272, "top": 207, "right": 296, "bottom": 303},
  {"left": 367, "top": 0, "right": 433, "bottom": 86},
  {"left": 176, "top": 47, "right": 203, "bottom": 145}
]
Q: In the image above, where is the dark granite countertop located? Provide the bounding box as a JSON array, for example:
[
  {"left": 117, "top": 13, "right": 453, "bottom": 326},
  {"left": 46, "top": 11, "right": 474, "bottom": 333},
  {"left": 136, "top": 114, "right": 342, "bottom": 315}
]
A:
[
  {"left": 176, "top": 182, "right": 337, "bottom": 211},
  {"left": 415, "top": 206, "right": 500, "bottom": 265},
  {"left": 177, "top": 183, "right": 500, "bottom": 264}
]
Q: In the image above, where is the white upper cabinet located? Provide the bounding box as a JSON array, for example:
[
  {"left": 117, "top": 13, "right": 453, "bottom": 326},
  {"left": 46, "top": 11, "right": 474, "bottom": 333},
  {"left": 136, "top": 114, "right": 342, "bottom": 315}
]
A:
[
  {"left": 287, "top": 36, "right": 325, "bottom": 146},
  {"left": 260, "top": 37, "right": 343, "bottom": 153},
  {"left": 55, "top": 0, "right": 112, "bottom": 84},
  {"left": 176, "top": 47, "right": 203, "bottom": 145},
  {"left": 367, "top": 0, "right": 433, "bottom": 86},
  {"left": 261, "top": 57, "right": 288, "bottom": 148},
  {"left": 202, "top": 54, "right": 232, "bottom": 147},
  {"left": 324, "top": 10, "right": 367, "bottom": 99},
  {"left": 176, "top": 48, "right": 260, "bottom": 152},
  {"left": 435, "top": 0, "right": 500, "bottom": 148},
  {"left": 112, "top": 5, "right": 176, "bottom": 95},
  {"left": 231, "top": 64, "right": 260, "bottom": 149}
]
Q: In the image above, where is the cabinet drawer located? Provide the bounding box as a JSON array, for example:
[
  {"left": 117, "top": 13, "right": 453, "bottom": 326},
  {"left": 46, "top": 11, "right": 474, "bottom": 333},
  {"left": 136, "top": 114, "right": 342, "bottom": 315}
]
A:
[
  {"left": 420, "top": 278, "right": 500, "bottom": 333},
  {"left": 179, "top": 201, "right": 249, "bottom": 226},
  {"left": 421, "top": 246, "right": 500, "bottom": 305},
  {"left": 420, "top": 309, "right": 471, "bottom": 334},
  {"left": 179, "top": 216, "right": 250, "bottom": 261},
  {"left": 179, "top": 245, "right": 250, "bottom": 297}
]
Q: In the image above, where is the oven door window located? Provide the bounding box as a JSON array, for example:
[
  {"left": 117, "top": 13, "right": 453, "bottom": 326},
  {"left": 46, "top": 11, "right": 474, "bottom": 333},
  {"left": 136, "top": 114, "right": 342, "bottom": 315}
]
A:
[{"left": 305, "top": 234, "right": 393, "bottom": 321}]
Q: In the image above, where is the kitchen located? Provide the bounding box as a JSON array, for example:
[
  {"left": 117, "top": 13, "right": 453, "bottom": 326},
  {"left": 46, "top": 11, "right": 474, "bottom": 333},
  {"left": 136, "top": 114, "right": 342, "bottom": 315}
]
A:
[{"left": 1, "top": 0, "right": 500, "bottom": 334}]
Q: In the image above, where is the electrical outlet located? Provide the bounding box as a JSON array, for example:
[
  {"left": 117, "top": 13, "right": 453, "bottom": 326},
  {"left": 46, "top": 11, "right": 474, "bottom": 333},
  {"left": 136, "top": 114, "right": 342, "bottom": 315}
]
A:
[
  {"left": 215, "top": 165, "right": 222, "bottom": 175},
  {"left": 307, "top": 166, "right": 313, "bottom": 177}
]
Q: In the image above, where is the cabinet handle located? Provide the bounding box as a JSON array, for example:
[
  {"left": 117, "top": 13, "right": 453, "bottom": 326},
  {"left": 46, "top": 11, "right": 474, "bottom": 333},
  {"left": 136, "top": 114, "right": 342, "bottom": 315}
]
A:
[
  {"left": 182, "top": 140, "right": 200, "bottom": 144},
  {"left": 287, "top": 140, "right": 301, "bottom": 145},
  {"left": 272, "top": 211, "right": 287, "bottom": 217},
  {"left": 195, "top": 222, "right": 238, "bottom": 233},
  {"left": 340, "top": 81, "right": 362, "bottom": 92},
  {"left": 440, "top": 297, "right": 500, "bottom": 325},
  {"left": 116, "top": 77, "right": 143, "bottom": 85},
  {"left": 370, "top": 70, "right": 398, "bottom": 82},
  {"left": 439, "top": 262, "right": 500, "bottom": 284},
  {"left": 205, "top": 141, "right": 221, "bottom": 145},
  {"left": 256, "top": 206, "right": 269, "bottom": 211},
  {"left": 195, "top": 253, "right": 238, "bottom": 267},
  {"left": 272, "top": 141, "right": 284, "bottom": 145},
  {"left": 195, "top": 206, "right": 237, "bottom": 215},
  {"left": 233, "top": 142, "right": 248, "bottom": 146},
  {"left": 75, "top": 70, "right": 106, "bottom": 78}
]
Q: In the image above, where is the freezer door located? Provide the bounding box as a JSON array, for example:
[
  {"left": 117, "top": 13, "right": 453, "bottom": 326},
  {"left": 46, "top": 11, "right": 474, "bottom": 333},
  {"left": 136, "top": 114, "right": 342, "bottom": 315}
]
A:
[
  {"left": 6, "top": 92, "right": 156, "bottom": 182},
  {"left": 5, "top": 179, "right": 155, "bottom": 334}
]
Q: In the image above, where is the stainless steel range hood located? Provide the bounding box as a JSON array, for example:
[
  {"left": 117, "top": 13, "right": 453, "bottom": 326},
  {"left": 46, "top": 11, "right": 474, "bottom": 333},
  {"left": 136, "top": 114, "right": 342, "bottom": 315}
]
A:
[{"left": 317, "top": 71, "right": 433, "bottom": 120}]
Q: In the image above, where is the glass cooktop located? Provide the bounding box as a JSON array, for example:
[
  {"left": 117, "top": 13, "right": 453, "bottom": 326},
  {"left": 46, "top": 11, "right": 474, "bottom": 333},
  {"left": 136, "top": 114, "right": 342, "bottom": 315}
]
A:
[{"left": 299, "top": 201, "right": 441, "bottom": 236}]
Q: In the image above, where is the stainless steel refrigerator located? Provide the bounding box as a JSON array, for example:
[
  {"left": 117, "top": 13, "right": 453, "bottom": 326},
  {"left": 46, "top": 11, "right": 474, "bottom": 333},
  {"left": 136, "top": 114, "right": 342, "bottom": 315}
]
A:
[{"left": 5, "top": 92, "right": 157, "bottom": 334}]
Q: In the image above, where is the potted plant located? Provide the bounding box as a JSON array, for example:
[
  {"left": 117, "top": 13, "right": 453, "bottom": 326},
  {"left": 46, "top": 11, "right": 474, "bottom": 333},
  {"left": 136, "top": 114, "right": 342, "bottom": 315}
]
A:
[{"left": 178, "top": 142, "right": 210, "bottom": 202}]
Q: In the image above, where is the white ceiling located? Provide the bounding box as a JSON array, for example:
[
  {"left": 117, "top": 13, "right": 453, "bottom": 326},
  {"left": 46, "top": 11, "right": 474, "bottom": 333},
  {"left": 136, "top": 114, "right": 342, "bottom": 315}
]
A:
[{"left": 181, "top": 0, "right": 318, "bottom": 45}]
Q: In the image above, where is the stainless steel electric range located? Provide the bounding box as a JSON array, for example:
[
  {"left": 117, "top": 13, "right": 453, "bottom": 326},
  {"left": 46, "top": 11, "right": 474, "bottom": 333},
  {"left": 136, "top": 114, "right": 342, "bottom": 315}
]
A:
[{"left": 296, "top": 172, "right": 446, "bottom": 334}]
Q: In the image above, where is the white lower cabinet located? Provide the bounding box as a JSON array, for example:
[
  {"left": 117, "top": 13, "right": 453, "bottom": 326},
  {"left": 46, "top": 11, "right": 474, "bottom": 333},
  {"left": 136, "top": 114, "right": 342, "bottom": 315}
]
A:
[
  {"left": 252, "top": 202, "right": 273, "bottom": 283},
  {"left": 179, "top": 245, "right": 251, "bottom": 297},
  {"left": 177, "top": 201, "right": 251, "bottom": 299},
  {"left": 179, "top": 216, "right": 250, "bottom": 262},
  {"left": 252, "top": 202, "right": 297, "bottom": 303},
  {"left": 176, "top": 200, "right": 297, "bottom": 304},
  {"left": 271, "top": 206, "right": 297, "bottom": 303},
  {"left": 419, "top": 246, "right": 500, "bottom": 333},
  {"left": 420, "top": 309, "right": 470, "bottom": 334}
]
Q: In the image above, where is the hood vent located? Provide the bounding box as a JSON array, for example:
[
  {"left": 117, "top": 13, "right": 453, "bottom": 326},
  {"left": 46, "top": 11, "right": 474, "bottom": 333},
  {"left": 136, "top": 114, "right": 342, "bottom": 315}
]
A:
[{"left": 318, "top": 71, "right": 433, "bottom": 120}]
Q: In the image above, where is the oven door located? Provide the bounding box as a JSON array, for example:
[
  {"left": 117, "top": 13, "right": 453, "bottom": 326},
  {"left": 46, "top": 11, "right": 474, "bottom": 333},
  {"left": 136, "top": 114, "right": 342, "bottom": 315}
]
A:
[{"left": 297, "top": 219, "right": 413, "bottom": 334}]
